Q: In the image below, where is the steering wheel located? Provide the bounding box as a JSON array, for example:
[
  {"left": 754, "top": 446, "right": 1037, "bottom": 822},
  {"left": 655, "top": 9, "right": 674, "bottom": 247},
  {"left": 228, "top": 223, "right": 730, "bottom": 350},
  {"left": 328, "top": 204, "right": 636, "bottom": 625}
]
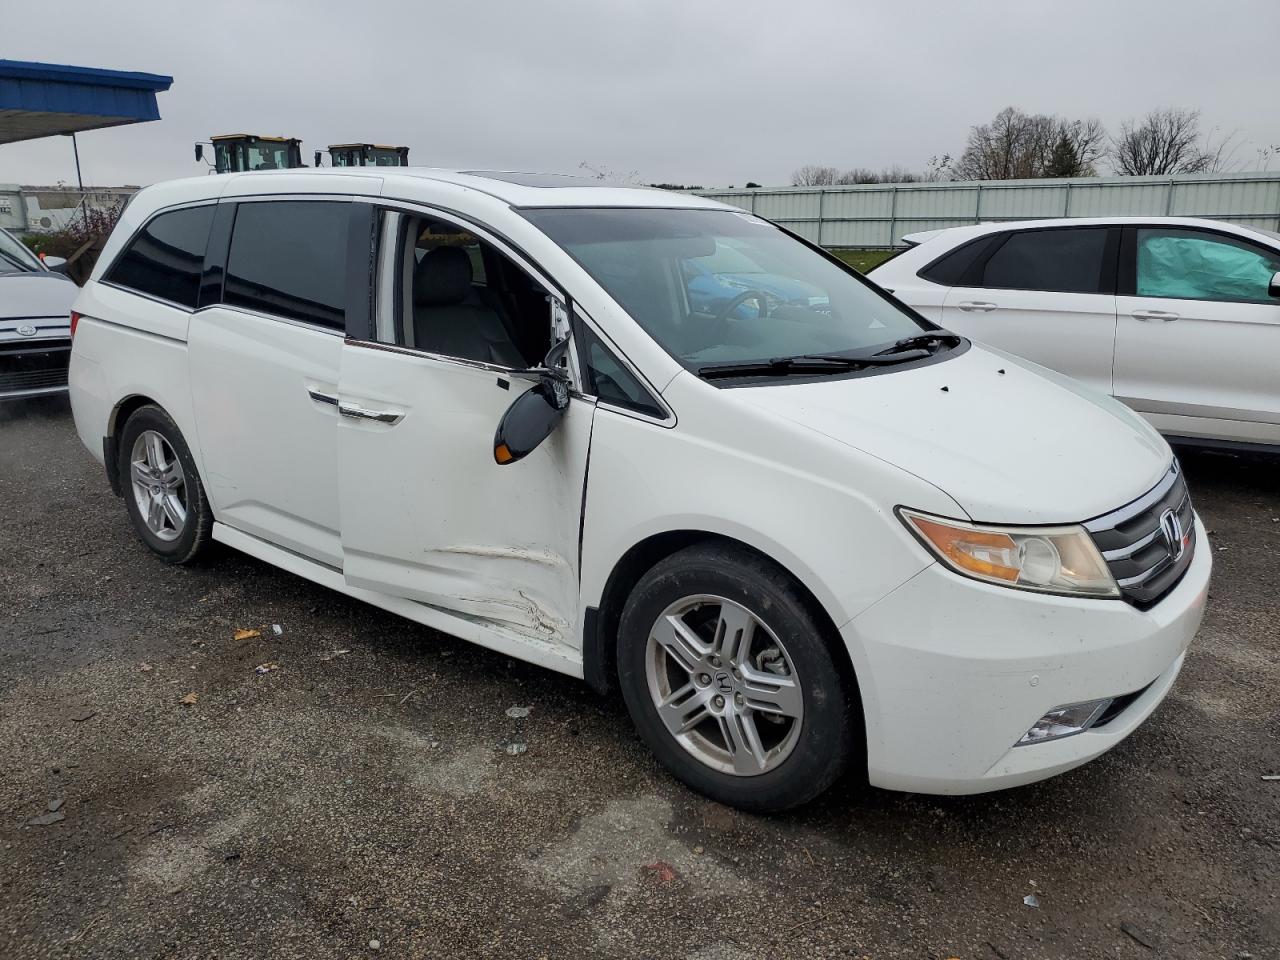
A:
[{"left": 714, "top": 289, "right": 770, "bottom": 325}]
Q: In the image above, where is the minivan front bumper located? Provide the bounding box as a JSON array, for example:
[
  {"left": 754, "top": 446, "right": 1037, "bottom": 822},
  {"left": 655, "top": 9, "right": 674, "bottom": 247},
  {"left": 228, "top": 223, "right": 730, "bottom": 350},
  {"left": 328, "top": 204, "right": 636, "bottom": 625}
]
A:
[{"left": 845, "top": 515, "right": 1210, "bottom": 795}]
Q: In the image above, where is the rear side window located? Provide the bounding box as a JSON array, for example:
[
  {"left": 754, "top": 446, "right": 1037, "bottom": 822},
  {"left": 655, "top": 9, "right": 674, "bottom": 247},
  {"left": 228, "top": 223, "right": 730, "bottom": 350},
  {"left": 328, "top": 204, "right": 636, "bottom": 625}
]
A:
[
  {"left": 979, "top": 228, "right": 1109, "bottom": 294},
  {"left": 1136, "top": 228, "right": 1280, "bottom": 303},
  {"left": 918, "top": 234, "right": 1000, "bottom": 286},
  {"left": 224, "top": 201, "right": 348, "bottom": 328},
  {"left": 105, "top": 205, "right": 214, "bottom": 308}
]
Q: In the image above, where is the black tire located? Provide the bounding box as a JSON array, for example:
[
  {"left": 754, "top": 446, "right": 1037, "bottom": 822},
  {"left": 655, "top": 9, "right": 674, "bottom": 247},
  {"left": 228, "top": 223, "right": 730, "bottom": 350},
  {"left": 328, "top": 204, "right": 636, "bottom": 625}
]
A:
[
  {"left": 117, "top": 404, "right": 213, "bottom": 564},
  {"left": 617, "top": 542, "right": 859, "bottom": 813}
]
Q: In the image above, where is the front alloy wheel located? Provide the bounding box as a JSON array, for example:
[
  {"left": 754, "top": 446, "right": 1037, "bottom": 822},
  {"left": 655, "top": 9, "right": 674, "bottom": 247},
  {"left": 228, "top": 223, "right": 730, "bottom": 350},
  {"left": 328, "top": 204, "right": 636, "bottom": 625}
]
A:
[
  {"left": 646, "top": 595, "right": 804, "bottom": 776},
  {"left": 617, "top": 543, "right": 859, "bottom": 812}
]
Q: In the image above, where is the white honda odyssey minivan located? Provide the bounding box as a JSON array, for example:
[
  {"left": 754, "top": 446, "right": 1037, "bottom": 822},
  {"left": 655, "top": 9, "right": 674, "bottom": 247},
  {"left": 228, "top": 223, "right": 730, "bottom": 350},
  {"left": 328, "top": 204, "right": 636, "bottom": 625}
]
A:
[{"left": 69, "top": 169, "right": 1210, "bottom": 812}]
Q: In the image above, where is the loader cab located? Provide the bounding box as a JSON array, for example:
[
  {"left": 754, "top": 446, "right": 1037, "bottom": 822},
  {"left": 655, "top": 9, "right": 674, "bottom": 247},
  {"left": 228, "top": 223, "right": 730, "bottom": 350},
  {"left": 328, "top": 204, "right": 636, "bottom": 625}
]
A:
[
  {"left": 198, "top": 135, "right": 305, "bottom": 173},
  {"left": 319, "top": 143, "right": 409, "bottom": 168}
]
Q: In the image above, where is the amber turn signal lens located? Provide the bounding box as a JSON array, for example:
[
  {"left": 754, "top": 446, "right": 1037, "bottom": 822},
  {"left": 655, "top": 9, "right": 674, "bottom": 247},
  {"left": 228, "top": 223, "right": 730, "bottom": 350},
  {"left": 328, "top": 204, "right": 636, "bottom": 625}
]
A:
[
  {"left": 906, "top": 515, "right": 1020, "bottom": 582},
  {"left": 494, "top": 442, "right": 514, "bottom": 464}
]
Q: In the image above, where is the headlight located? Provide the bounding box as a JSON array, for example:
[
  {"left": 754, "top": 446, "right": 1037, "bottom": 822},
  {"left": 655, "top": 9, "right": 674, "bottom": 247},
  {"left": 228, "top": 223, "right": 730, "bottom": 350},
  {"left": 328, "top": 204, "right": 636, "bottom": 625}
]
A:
[{"left": 899, "top": 508, "right": 1119, "bottom": 598}]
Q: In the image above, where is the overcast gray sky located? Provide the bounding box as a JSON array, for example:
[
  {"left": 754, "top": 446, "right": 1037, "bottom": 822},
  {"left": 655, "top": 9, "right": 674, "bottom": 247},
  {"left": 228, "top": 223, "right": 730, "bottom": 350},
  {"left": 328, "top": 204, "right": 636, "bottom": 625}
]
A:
[{"left": 4, "top": 0, "right": 1279, "bottom": 188}]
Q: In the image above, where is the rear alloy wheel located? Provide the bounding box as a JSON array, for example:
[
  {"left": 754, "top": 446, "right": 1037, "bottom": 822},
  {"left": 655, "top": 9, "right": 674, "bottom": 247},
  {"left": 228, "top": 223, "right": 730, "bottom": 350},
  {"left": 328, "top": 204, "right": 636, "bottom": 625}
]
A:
[
  {"left": 618, "top": 543, "right": 858, "bottom": 812},
  {"left": 118, "top": 405, "right": 213, "bottom": 564}
]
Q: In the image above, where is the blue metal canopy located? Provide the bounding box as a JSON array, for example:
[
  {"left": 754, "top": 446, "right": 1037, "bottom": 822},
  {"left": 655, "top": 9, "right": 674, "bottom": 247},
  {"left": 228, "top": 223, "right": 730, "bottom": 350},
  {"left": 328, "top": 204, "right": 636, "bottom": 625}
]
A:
[{"left": 0, "top": 59, "right": 173, "bottom": 145}]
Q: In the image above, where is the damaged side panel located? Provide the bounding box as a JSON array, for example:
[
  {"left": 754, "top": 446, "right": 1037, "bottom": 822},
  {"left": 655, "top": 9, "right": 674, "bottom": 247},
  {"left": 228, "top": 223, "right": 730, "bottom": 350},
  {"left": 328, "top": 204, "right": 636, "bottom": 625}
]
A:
[{"left": 336, "top": 342, "right": 594, "bottom": 662}]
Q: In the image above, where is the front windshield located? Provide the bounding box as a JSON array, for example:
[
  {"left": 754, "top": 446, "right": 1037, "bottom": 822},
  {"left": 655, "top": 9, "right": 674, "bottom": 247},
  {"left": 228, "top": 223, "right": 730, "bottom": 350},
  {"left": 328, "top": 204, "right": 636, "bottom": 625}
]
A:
[
  {"left": 522, "top": 207, "right": 929, "bottom": 368},
  {"left": 0, "top": 229, "right": 40, "bottom": 274}
]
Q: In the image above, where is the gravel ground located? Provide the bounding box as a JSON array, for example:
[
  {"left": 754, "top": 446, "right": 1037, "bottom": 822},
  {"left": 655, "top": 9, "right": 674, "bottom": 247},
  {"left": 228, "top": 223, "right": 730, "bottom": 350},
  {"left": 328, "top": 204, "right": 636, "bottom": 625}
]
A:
[{"left": 1, "top": 396, "right": 1276, "bottom": 960}]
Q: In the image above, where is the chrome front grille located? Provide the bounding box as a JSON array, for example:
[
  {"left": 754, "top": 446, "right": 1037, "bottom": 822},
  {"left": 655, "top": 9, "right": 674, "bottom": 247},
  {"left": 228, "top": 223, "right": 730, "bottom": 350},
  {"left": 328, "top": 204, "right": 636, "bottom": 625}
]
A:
[{"left": 1084, "top": 462, "right": 1195, "bottom": 608}]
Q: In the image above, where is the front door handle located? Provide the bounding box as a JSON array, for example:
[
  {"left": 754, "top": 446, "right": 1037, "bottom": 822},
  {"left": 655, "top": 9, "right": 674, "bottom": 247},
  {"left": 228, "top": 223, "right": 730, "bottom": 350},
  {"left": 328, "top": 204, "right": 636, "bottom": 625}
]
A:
[
  {"left": 308, "top": 387, "right": 339, "bottom": 407},
  {"left": 1131, "top": 309, "right": 1179, "bottom": 322},
  {"left": 338, "top": 400, "right": 404, "bottom": 425},
  {"left": 956, "top": 301, "right": 997, "bottom": 312}
]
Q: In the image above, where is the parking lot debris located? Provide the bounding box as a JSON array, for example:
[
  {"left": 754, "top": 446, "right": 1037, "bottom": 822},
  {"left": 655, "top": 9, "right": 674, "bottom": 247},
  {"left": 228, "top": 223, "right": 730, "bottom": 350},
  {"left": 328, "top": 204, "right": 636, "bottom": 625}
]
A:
[
  {"left": 319, "top": 649, "right": 351, "bottom": 661},
  {"left": 255, "top": 662, "right": 279, "bottom": 675},
  {"left": 179, "top": 693, "right": 199, "bottom": 706},
  {"left": 642, "top": 861, "right": 679, "bottom": 883},
  {"left": 505, "top": 705, "right": 531, "bottom": 719},
  {"left": 1262, "top": 775, "right": 1279, "bottom": 781},
  {"left": 1120, "top": 921, "right": 1157, "bottom": 950},
  {"left": 1022, "top": 894, "right": 1040, "bottom": 908},
  {"left": 233, "top": 628, "right": 261, "bottom": 641},
  {"left": 139, "top": 663, "right": 153, "bottom": 673},
  {"left": 369, "top": 939, "right": 381, "bottom": 951},
  {"left": 26, "top": 810, "right": 65, "bottom": 826},
  {"left": 47, "top": 798, "right": 64, "bottom": 812},
  {"left": 504, "top": 742, "right": 528, "bottom": 755},
  {"left": 271, "top": 624, "right": 283, "bottom": 636},
  {"left": 68, "top": 707, "right": 96, "bottom": 723}
]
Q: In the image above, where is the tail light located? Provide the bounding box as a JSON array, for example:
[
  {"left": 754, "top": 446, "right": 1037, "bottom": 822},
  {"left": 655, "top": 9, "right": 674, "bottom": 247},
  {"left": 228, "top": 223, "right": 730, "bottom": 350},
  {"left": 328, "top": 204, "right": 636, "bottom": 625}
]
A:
[{"left": 70, "top": 311, "right": 81, "bottom": 338}]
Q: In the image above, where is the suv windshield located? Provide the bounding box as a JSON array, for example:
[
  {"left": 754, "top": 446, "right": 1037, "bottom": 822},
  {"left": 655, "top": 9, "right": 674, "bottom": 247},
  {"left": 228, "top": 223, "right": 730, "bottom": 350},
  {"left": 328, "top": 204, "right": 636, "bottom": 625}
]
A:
[{"left": 522, "top": 207, "right": 933, "bottom": 371}]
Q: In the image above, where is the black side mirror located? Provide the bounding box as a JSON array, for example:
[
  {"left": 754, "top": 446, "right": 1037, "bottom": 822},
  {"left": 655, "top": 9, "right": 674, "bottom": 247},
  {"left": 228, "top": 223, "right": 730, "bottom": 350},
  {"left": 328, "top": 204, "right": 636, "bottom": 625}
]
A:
[
  {"left": 493, "top": 339, "right": 572, "bottom": 465},
  {"left": 194, "top": 143, "right": 203, "bottom": 163},
  {"left": 1270, "top": 271, "right": 1280, "bottom": 299}
]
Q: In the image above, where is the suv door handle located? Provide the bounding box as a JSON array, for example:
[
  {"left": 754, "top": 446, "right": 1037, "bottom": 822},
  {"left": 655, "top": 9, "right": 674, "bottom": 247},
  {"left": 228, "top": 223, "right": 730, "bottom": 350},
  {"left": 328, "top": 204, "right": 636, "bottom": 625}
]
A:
[
  {"left": 1131, "top": 309, "right": 1179, "bottom": 322},
  {"left": 338, "top": 400, "right": 404, "bottom": 425},
  {"left": 307, "top": 387, "right": 339, "bottom": 407},
  {"left": 956, "top": 301, "right": 997, "bottom": 312}
]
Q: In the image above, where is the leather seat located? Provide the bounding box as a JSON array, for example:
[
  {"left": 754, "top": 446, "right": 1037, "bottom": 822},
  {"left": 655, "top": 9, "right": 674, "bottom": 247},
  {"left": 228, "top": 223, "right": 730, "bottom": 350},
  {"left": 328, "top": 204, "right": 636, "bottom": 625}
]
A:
[{"left": 412, "top": 246, "right": 524, "bottom": 367}]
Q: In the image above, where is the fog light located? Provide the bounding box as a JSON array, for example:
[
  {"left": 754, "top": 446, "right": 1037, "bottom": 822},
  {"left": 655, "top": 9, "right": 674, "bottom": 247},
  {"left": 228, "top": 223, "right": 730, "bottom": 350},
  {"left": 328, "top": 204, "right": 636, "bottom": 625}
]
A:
[{"left": 1016, "top": 699, "right": 1113, "bottom": 746}]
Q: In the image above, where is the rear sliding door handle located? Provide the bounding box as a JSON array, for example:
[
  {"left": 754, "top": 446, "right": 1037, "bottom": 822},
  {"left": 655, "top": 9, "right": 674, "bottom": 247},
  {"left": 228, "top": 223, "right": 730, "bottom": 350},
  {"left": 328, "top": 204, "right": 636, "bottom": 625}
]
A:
[
  {"left": 338, "top": 400, "right": 404, "bottom": 425},
  {"left": 1131, "top": 309, "right": 1179, "bottom": 322},
  {"left": 956, "top": 301, "right": 997, "bottom": 312}
]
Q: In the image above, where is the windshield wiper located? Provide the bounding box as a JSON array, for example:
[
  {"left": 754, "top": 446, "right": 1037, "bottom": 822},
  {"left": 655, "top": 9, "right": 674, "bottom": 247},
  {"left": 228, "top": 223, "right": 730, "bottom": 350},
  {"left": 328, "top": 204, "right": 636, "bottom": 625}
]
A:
[
  {"left": 698, "top": 352, "right": 927, "bottom": 380},
  {"left": 874, "top": 331, "right": 962, "bottom": 356}
]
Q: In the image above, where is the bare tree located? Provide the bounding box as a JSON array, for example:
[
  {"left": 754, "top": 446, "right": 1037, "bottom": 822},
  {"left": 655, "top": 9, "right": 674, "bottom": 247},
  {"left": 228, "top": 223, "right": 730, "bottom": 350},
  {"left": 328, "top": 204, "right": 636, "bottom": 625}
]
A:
[
  {"left": 953, "top": 107, "right": 1105, "bottom": 180},
  {"left": 1109, "top": 108, "right": 1232, "bottom": 175},
  {"left": 791, "top": 165, "right": 841, "bottom": 186}
]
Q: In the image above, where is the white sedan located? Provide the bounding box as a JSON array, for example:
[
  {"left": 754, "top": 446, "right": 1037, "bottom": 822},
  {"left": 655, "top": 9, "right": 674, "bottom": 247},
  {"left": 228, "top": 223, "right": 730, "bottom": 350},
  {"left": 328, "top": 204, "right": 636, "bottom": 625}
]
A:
[{"left": 870, "top": 216, "right": 1280, "bottom": 452}]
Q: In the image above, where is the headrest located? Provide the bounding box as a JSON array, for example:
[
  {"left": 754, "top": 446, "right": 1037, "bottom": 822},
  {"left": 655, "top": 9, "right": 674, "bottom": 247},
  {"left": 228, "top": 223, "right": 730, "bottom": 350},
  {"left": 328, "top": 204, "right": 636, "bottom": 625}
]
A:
[{"left": 414, "top": 246, "right": 473, "bottom": 306}]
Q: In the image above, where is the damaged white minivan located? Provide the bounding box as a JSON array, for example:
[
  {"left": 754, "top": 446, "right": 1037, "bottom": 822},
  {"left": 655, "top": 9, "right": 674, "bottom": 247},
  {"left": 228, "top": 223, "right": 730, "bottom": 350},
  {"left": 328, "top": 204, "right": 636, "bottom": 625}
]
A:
[{"left": 69, "top": 169, "right": 1210, "bottom": 811}]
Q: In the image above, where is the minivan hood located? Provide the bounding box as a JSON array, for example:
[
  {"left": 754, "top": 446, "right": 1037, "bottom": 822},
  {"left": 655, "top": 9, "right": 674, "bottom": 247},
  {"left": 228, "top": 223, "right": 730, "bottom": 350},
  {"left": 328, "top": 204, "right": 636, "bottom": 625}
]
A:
[
  {"left": 0, "top": 271, "right": 77, "bottom": 322},
  {"left": 735, "top": 344, "right": 1171, "bottom": 525}
]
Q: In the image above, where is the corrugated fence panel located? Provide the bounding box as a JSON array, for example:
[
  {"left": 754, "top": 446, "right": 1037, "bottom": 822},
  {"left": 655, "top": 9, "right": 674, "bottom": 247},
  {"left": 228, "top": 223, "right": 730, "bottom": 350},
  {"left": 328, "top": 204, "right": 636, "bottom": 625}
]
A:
[{"left": 697, "top": 172, "right": 1280, "bottom": 247}]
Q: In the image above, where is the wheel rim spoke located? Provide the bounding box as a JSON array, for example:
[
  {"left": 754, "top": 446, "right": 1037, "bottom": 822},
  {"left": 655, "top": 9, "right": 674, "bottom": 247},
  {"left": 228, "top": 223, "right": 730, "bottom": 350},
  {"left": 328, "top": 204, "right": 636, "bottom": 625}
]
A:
[
  {"left": 145, "top": 433, "right": 167, "bottom": 472},
  {"left": 131, "top": 460, "right": 155, "bottom": 486},
  {"left": 714, "top": 602, "right": 755, "bottom": 665},
  {"left": 161, "top": 493, "right": 186, "bottom": 529},
  {"left": 741, "top": 665, "right": 804, "bottom": 719},
  {"left": 652, "top": 614, "right": 712, "bottom": 675},
  {"left": 719, "top": 711, "right": 769, "bottom": 775},
  {"left": 147, "top": 494, "right": 166, "bottom": 531},
  {"left": 657, "top": 683, "right": 713, "bottom": 736}
]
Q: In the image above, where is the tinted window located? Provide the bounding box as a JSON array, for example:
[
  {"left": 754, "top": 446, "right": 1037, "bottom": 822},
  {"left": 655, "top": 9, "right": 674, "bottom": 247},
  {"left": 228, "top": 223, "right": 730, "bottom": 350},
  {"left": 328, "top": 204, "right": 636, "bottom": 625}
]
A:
[
  {"left": 578, "top": 325, "right": 665, "bottom": 417},
  {"left": 224, "top": 201, "right": 348, "bottom": 328},
  {"left": 918, "top": 234, "right": 1000, "bottom": 286},
  {"left": 105, "top": 205, "right": 213, "bottom": 307},
  {"left": 980, "top": 228, "right": 1108, "bottom": 294},
  {"left": 1136, "top": 228, "right": 1280, "bottom": 303}
]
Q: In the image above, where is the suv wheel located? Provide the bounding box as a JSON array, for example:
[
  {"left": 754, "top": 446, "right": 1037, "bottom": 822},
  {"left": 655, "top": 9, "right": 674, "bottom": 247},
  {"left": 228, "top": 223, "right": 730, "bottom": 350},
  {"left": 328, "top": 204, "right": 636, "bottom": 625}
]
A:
[
  {"left": 118, "top": 405, "right": 213, "bottom": 564},
  {"left": 617, "top": 543, "right": 858, "bottom": 812}
]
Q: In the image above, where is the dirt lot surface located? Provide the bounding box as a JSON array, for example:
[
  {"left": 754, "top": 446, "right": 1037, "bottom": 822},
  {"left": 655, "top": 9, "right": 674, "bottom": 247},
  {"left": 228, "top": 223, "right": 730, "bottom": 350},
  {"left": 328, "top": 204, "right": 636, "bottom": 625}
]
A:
[{"left": 1, "top": 397, "right": 1276, "bottom": 959}]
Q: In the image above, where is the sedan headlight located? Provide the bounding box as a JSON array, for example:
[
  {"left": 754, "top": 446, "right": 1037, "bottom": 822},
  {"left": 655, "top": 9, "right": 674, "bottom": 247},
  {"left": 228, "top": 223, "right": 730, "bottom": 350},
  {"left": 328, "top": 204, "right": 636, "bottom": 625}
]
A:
[{"left": 899, "top": 509, "right": 1119, "bottom": 598}]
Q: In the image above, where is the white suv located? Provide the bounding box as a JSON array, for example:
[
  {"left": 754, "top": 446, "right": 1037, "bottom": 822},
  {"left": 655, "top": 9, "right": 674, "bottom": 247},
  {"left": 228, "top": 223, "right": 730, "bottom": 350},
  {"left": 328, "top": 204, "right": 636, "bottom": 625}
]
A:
[
  {"left": 69, "top": 170, "right": 1210, "bottom": 811},
  {"left": 870, "top": 216, "right": 1280, "bottom": 452}
]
